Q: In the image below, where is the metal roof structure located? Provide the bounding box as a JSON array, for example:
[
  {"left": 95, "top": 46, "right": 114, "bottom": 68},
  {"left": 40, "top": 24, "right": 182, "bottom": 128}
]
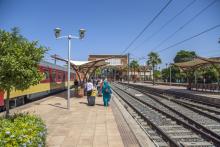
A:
[
  {"left": 51, "top": 55, "right": 110, "bottom": 83},
  {"left": 173, "top": 56, "right": 220, "bottom": 71}
]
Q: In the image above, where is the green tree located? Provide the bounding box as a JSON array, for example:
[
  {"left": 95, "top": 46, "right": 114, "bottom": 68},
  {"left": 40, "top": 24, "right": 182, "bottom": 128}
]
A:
[
  {"left": 174, "top": 50, "right": 196, "bottom": 63},
  {"left": 153, "top": 70, "right": 161, "bottom": 81},
  {"left": 147, "top": 52, "right": 162, "bottom": 85},
  {"left": 161, "top": 68, "right": 169, "bottom": 82},
  {"left": 129, "top": 60, "right": 139, "bottom": 80},
  {"left": 95, "top": 68, "right": 101, "bottom": 78},
  {"left": 0, "top": 28, "right": 47, "bottom": 117},
  {"left": 197, "top": 66, "right": 218, "bottom": 83},
  {"left": 172, "top": 50, "right": 197, "bottom": 84}
]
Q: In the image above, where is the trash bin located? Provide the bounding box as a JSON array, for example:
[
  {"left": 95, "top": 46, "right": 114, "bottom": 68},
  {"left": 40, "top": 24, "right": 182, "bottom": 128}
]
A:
[{"left": 87, "top": 96, "right": 95, "bottom": 106}]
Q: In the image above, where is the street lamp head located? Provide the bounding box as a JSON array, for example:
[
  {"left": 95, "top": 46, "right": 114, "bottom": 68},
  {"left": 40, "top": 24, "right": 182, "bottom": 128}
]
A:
[
  {"left": 79, "top": 28, "right": 86, "bottom": 39},
  {"left": 54, "top": 27, "right": 61, "bottom": 38}
]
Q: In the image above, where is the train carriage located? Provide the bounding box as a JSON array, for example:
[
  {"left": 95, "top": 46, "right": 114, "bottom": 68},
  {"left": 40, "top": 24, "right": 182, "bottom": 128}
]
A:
[{"left": 0, "top": 61, "right": 75, "bottom": 110}]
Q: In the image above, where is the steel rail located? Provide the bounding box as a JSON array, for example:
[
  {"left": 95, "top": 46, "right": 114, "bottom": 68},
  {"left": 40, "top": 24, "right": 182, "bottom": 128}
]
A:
[
  {"left": 125, "top": 84, "right": 220, "bottom": 123},
  {"left": 112, "top": 86, "right": 180, "bottom": 147},
  {"left": 169, "top": 99, "right": 220, "bottom": 122},
  {"left": 121, "top": 82, "right": 220, "bottom": 109},
  {"left": 173, "top": 99, "right": 220, "bottom": 115},
  {"left": 116, "top": 83, "right": 220, "bottom": 146},
  {"left": 178, "top": 97, "right": 220, "bottom": 109}
]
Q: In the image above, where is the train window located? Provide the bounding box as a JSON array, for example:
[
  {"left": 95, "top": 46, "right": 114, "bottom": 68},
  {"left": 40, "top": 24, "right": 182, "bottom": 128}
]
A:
[
  {"left": 52, "top": 70, "right": 56, "bottom": 82},
  {"left": 63, "top": 72, "right": 66, "bottom": 81},
  {"left": 70, "top": 74, "right": 74, "bottom": 80},
  {"left": 58, "top": 72, "right": 62, "bottom": 80},
  {"left": 44, "top": 70, "right": 50, "bottom": 80}
]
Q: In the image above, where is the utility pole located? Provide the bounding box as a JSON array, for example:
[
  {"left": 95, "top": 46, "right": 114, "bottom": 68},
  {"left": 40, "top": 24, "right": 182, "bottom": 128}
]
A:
[
  {"left": 169, "top": 64, "right": 172, "bottom": 86},
  {"left": 194, "top": 71, "right": 197, "bottom": 85},
  {"left": 114, "top": 68, "right": 116, "bottom": 81},
  {"left": 144, "top": 63, "right": 146, "bottom": 81},
  {"left": 53, "top": 54, "right": 58, "bottom": 65},
  {"left": 127, "top": 53, "right": 130, "bottom": 84},
  {"left": 218, "top": 38, "right": 220, "bottom": 91},
  {"left": 166, "top": 63, "right": 168, "bottom": 83}
]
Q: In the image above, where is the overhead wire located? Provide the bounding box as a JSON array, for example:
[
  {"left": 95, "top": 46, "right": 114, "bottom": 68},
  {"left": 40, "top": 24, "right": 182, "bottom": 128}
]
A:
[
  {"left": 157, "top": 24, "right": 220, "bottom": 53},
  {"left": 153, "top": 0, "right": 218, "bottom": 51},
  {"left": 120, "top": 0, "right": 173, "bottom": 55},
  {"left": 129, "top": 0, "right": 197, "bottom": 53}
]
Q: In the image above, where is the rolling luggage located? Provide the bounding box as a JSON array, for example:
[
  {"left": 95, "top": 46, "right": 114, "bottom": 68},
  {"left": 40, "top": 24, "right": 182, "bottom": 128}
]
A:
[
  {"left": 87, "top": 96, "right": 95, "bottom": 106},
  {"left": 87, "top": 89, "right": 97, "bottom": 106}
]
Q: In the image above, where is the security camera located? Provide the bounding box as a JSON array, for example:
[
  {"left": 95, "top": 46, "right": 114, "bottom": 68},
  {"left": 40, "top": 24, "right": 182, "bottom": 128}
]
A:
[
  {"left": 79, "top": 29, "right": 86, "bottom": 39},
  {"left": 54, "top": 28, "right": 61, "bottom": 38}
]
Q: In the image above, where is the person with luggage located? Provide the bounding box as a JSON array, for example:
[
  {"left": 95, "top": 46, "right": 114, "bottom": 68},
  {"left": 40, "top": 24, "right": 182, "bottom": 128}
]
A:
[
  {"left": 102, "top": 79, "right": 112, "bottom": 107},
  {"left": 86, "top": 79, "right": 94, "bottom": 105}
]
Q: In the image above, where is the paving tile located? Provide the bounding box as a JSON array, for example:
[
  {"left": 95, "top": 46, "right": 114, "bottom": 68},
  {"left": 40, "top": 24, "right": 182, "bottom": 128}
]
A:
[
  {"left": 93, "top": 135, "right": 108, "bottom": 145},
  {"left": 7, "top": 91, "right": 126, "bottom": 147},
  {"left": 47, "top": 135, "right": 65, "bottom": 146},
  {"left": 77, "top": 136, "right": 93, "bottom": 146},
  {"left": 93, "top": 145, "right": 109, "bottom": 147},
  {"left": 109, "top": 143, "right": 124, "bottom": 147}
]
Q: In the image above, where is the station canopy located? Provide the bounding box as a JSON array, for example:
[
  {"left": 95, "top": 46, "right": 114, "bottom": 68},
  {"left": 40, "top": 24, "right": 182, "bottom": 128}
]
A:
[
  {"left": 174, "top": 56, "right": 220, "bottom": 71},
  {"left": 51, "top": 55, "right": 111, "bottom": 82}
]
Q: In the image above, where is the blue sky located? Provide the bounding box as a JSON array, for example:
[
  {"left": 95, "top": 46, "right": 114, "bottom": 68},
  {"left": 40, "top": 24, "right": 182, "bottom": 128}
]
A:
[{"left": 0, "top": 0, "right": 220, "bottom": 68}]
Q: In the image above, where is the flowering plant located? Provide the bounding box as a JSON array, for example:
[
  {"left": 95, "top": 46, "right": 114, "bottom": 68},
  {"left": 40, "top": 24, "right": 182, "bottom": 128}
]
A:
[{"left": 0, "top": 113, "right": 47, "bottom": 147}]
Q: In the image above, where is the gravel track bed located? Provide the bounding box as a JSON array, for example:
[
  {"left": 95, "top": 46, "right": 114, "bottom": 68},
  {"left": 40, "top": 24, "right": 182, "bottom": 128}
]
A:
[
  {"left": 175, "top": 99, "right": 220, "bottom": 117},
  {"left": 112, "top": 84, "right": 214, "bottom": 147},
  {"left": 119, "top": 84, "right": 220, "bottom": 136}
]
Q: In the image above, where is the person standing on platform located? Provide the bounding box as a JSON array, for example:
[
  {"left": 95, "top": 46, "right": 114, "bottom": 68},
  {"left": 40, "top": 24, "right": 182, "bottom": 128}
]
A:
[
  {"left": 74, "top": 79, "right": 79, "bottom": 88},
  {"left": 86, "top": 79, "right": 93, "bottom": 103},
  {"left": 98, "top": 79, "right": 103, "bottom": 96},
  {"left": 102, "top": 79, "right": 112, "bottom": 107}
]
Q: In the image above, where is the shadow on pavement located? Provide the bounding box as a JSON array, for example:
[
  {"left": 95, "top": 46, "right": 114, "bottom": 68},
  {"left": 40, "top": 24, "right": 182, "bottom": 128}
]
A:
[
  {"left": 79, "top": 102, "right": 105, "bottom": 107},
  {"left": 48, "top": 103, "right": 67, "bottom": 109},
  {"left": 95, "top": 103, "right": 104, "bottom": 106},
  {"left": 54, "top": 90, "right": 75, "bottom": 99},
  {"left": 79, "top": 102, "right": 88, "bottom": 105}
]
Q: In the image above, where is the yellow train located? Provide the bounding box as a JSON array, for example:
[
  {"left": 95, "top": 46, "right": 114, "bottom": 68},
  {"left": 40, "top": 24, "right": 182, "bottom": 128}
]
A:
[{"left": 0, "top": 61, "right": 75, "bottom": 110}]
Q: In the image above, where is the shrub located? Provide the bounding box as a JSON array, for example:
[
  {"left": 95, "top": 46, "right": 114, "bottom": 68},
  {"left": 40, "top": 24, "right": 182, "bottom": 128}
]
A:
[{"left": 0, "top": 113, "right": 47, "bottom": 147}]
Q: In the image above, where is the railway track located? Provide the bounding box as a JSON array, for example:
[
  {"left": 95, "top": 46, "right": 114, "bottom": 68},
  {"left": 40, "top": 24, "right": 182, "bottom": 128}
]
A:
[
  {"left": 121, "top": 83, "right": 220, "bottom": 123},
  {"left": 124, "top": 82, "right": 220, "bottom": 109},
  {"left": 112, "top": 83, "right": 220, "bottom": 147},
  {"left": 118, "top": 83, "right": 220, "bottom": 137}
]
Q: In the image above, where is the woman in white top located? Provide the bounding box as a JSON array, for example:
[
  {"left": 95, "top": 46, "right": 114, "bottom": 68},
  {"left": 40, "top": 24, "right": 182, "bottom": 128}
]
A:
[{"left": 86, "top": 79, "right": 93, "bottom": 96}]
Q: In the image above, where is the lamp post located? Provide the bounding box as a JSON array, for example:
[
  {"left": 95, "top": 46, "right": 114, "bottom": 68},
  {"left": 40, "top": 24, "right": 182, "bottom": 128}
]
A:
[{"left": 54, "top": 27, "right": 86, "bottom": 110}]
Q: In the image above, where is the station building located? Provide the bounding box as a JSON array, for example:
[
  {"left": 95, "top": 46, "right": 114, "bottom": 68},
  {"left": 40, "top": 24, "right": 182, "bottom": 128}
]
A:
[
  {"left": 88, "top": 54, "right": 152, "bottom": 81},
  {"left": 88, "top": 55, "right": 127, "bottom": 81}
]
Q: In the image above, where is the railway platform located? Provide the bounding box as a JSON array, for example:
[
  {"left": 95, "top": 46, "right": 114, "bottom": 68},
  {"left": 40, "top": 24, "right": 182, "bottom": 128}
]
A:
[
  {"left": 2, "top": 90, "right": 154, "bottom": 147},
  {"left": 130, "top": 82, "right": 220, "bottom": 104}
]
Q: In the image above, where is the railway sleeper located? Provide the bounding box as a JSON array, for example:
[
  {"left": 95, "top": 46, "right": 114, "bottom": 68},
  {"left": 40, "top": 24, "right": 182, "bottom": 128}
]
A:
[
  {"left": 112, "top": 84, "right": 219, "bottom": 146},
  {"left": 124, "top": 85, "right": 220, "bottom": 142},
  {"left": 180, "top": 141, "right": 214, "bottom": 147}
]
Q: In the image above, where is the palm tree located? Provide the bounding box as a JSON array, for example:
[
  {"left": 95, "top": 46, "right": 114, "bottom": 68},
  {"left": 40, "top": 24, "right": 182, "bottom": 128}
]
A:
[
  {"left": 147, "top": 52, "right": 162, "bottom": 85},
  {"left": 130, "top": 60, "right": 139, "bottom": 81}
]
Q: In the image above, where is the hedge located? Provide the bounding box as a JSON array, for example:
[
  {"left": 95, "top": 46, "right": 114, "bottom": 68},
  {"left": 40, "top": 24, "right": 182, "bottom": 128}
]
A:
[{"left": 0, "top": 113, "right": 47, "bottom": 147}]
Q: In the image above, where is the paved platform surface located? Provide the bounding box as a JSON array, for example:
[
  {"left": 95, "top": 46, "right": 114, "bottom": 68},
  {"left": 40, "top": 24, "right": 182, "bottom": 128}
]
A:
[
  {"left": 9, "top": 91, "right": 130, "bottom": 147},
  {"left": 133, "top": 82, "right": 220, "bottom": 99}
]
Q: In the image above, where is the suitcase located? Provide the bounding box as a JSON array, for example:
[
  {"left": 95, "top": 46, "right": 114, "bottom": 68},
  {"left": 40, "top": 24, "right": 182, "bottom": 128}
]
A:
[{"left": 87, "top": 96, "right": 95, "bottom": 106}]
